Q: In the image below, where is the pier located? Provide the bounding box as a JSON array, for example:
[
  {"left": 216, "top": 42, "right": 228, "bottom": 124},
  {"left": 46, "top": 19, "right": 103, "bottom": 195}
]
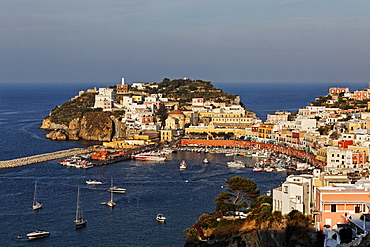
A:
[{"left": 0, "top": 148, "right": 91, "bottom": 169}]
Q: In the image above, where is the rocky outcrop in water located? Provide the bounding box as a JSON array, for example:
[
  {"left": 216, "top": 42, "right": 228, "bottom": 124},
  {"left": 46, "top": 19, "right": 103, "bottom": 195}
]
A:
[{"left": 41, "top": 113, "right": 125, "bottom": 142}]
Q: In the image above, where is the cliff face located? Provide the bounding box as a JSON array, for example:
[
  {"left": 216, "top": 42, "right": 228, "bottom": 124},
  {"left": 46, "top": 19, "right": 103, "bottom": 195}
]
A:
[
  {"left": 41, "top": 112, "right": 124, "bottom": 142},
  {"left": 185, "top": 219, "right": 316, "bottom": 247}
]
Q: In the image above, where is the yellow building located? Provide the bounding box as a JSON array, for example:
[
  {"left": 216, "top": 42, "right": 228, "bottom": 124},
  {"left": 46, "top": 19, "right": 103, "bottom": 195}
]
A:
[
  {"left": 258, "top": 124, "right": 274, "bottom": 139},
  {"left": 160, "top": 129, "right": 177, "bottom": 142},
  {"left": 346, "top": 121, "right": 362, "bottom": 133}
]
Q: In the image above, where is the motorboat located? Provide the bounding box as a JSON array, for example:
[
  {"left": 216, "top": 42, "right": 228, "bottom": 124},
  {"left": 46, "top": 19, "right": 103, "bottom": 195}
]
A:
[
  {"left": 156, "top": 213, "right": 166, "bottom": 223},
  {"left": 264, "top": 167, "right": 274, "bottom": 172},
  {"left": 86, "top": 180, "right": 103, "bottom": 185},
  {"left": 26, "top": 230, "right": 50, "bottom": 240},
  {"left": 253, "top": 166, "right": 263, "bottom": 172},
  {"left": 203, "top": 158, "right": 209, "bottom": 163},
  {"left": 74, "top": 186, "right": 87, "bottom": 229},
  {"left": 108, "top": 186, "right": 126, "bottom": 193},
  {"left": 180, "top": 160, "right": 187, "bottom": 170},
  {"left": 32, "top": 181, "right": 42, "bottom": 210},
  {"left": 276, "top": 167, "right": 286, "bottom": 172},
  {"left": 227, "top": 160, "right": 245, "bottom": 168},
  {"left": 133, "top": 152, "right": 166, "bottom": 161}
]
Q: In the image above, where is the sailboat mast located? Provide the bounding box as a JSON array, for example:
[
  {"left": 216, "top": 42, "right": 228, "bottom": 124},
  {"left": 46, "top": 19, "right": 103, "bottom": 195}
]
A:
[
  {"left": 33, "top": 181, "right": 37, "bottom": 205},
  {"left": 76, "top": 186, "right": 81, "bottom": 221}
]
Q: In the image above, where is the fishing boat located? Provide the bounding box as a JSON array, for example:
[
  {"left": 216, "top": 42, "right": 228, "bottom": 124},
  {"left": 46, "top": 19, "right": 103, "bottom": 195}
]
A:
[
  {"left": 86, "top": 180, "right": 103, "bottom": 185},
  {"left": 156, "top": 213, "right": 166, "bottom": 223},
  {"left": 32, "top": 181, "right": 42, "bottom": 210},
  {"left": 107, "top": 178, "right": 116, "bottom": 208},
  {"left": 26, "top": 230, "right": 50, "bottom": 240},
  {"left": 180, "top": 160, "right": 187, "bottom": 170},
  {"left": 74, "top": 186, "right": 87, "bottom": 229},
  {"left": 133, "top": 152, "right": 166, "bottom": 161}
]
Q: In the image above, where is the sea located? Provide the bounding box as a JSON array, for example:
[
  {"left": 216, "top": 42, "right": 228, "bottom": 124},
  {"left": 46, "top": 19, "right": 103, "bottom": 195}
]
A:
[{"left": 0, "top": 81, "right": 367, "bottom": 246}]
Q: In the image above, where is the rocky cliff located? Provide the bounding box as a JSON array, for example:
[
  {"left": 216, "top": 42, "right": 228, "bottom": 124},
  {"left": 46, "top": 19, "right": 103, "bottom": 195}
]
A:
[{"left": 41, "top": 113, "right": 125, "bottom": 142}]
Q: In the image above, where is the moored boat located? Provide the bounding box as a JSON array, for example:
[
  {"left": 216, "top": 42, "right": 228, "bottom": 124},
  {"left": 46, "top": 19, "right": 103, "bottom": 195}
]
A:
[
  {"left": 32, "top": 181, "right": 42, "bottom": 210},
  {"left": 74, "top": 186, "right": 87, "bottom": 229},
  {"left": 227, "top": 160, "right": 245, "bottom": 168},
  {"left": 156, "top": 213, "right": 166, "bottom": 223},
  {"left": 26, "top": 230, "right": 50, "bottom": 240},
  {"left": 107, "top": 178, "right": 116, "bottom": 207},
  {"left": 253, "top": 166, "right": 263, "bottom": 172},
  {"left": 86, "top": 180, "right": 103, "bottom": 185},
  {"left": 180, "top": 160, "right": 187, "bottom": 170},
  {"left": 108, "top": 186, "right": 126, "bottom": 193}
]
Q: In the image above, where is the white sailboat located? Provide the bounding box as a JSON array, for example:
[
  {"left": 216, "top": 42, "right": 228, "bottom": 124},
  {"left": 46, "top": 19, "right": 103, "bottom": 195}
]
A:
[
  {"left": 107, "top": 178, "right": 116, "bottom": 207},
  {"left": 32, "top": 181, "right": 42, "bottom": 210},
  {"left": 74, "top": 186, "right": 87, "bottom": 228}
]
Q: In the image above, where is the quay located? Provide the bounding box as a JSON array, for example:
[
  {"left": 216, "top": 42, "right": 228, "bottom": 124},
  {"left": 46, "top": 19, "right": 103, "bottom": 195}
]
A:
[{"left": 0, "top": 148, "right": 91, "bottom": 169}]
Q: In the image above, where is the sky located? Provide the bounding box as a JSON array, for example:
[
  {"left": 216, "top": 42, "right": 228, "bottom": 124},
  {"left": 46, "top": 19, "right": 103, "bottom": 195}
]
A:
[{"left": 1, "top": 0, "right": 370, "bottom": 84}]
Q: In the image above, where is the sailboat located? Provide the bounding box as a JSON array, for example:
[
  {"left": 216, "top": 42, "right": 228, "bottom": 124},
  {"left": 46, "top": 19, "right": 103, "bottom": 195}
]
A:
[
  {"left": 107, "top": 178, "right": 116, "bottom": 208},
  {"left": 32, "top": 181, "right": 42, "bottom": 210},
  {"left": 74, "top": 186, "right": 87, "bottom": 228}
]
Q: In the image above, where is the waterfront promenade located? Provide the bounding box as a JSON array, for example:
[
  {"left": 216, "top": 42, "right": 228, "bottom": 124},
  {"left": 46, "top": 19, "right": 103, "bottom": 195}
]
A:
[{"left": 0, "top": 148, "right": 90, "bottom": 168}]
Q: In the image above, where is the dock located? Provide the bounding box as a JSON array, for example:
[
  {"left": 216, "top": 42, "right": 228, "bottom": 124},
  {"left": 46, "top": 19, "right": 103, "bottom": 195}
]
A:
[{"left": 0, "top": 148, "right": 91, "bottom": 169}]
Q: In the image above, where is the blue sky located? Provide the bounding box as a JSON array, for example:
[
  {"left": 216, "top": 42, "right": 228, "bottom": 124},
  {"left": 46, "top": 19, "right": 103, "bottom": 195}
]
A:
[{"left": 1, "top": 0, "right": 369, "bottom": 84}]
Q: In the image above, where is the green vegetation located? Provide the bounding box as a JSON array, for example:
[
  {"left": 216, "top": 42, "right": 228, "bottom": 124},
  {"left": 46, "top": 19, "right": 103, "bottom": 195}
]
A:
[
  {"left": 215, "top": 176, "right": 260, "bottom": 212},
  {"left": 185, "top": 176, "right": 314, "bottom": 246},
  {"left": 144, "top": 78, "right": 238, "bottom": 107},
  {"left": 49, "top": 92, "right": 98, "bottom": 125}
]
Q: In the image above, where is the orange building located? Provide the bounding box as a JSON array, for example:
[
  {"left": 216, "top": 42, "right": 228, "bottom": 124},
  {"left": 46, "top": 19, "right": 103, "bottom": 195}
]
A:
[
  {"left": 315, "top": 182, "right": 370, "bottom": 230},
  {"left": 258, "top": 124, "right": 274, "bottom": 139}
]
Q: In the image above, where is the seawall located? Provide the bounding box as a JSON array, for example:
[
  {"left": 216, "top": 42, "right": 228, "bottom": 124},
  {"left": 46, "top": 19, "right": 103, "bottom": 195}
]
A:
[{"left": 0, "top": 148, "right": 90, "bottom": 168}]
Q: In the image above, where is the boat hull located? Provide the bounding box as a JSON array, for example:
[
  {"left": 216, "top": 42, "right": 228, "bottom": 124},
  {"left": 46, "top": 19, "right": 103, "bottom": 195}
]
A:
[{"left": 27, "top": 230, "right": 50, "bottom": 240}]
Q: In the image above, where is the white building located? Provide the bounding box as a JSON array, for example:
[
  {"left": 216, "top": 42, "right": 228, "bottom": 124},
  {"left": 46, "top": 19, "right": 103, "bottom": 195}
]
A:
[
  {"left": 273, "top": 174, "right": 313, "bottom": 216},
  {"left": 93, "top": 88, "right": 116, "bottom": 111}
]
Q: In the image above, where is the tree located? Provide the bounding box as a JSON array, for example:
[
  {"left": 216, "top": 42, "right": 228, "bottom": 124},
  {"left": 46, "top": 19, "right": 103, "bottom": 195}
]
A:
[
  {"left": 215, "top": 176, "right": 260, "bottom": 211},
  {"left": 155, "top": 103, "right": 168, "bottom": 128}
]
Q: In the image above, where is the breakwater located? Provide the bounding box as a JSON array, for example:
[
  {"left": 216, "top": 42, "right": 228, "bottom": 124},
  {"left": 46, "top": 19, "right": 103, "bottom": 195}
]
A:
[{"left": 0, "top": 148, "right": 90, "bottom": 168}]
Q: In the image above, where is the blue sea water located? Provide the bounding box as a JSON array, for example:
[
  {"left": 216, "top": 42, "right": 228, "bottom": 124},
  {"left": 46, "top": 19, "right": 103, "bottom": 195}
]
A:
[{"left": 0, "top": 81, "right": 366, "bottom": 246}]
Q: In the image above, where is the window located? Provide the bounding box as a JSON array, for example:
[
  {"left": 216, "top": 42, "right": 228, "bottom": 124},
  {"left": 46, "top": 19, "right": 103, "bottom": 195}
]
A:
[{"left": 331, "top": 204, "right": 336, "bottom": 212}]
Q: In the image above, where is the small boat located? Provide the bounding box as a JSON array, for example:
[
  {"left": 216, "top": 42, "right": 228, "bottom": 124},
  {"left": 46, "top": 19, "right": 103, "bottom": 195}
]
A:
[
  {"left": 264, "top": 167, "right": 274, "bottom": 172},
  {"left": 107, "top": 178, "right": 116, "bottom": 208},
  {"left": 156, "top": 213, "right": 166, "bottom": 223},
  {"left": 26, "top": 230, "right": 50, "bottom": 240},
  {"left": 74, "top": 186, "right": 87, "bottom": 229},
  {"left": 203, "top": 158, "right": 209, "bottom": 163},
  {"left": 86, "top": 180, "right": 103, "bottom": 185},
  {"left": 253, "top": 167, "right": 263, "bottom": 172},
  {"left": 32, "top": 181, "right": 42, "bottom": 210},
  {"left": 227, "top": 160, "right": 245, "bottom": 168},
  {"left": 180, "top": 160, "right": 187, "bottom": 170},
  {"left": 276, "top": 167, "right": 286, "bottom": 172},
  {"left": 108, "top": 186, "right": 126, "bottom": 193}
]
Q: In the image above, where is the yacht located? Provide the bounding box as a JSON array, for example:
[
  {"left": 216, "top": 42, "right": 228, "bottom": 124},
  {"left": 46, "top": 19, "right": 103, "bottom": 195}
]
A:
[
  {"left": 227, "top": 160, "right": 245, "bottom": 168},
  {"left": 26, "top": 230, "right": 50, "bottom": 240}
]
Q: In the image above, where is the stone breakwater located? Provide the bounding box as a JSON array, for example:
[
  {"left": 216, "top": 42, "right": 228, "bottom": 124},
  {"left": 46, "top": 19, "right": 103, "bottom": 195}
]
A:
[{"left": 0, "top": 148, "right": 91, "bottom": 168}]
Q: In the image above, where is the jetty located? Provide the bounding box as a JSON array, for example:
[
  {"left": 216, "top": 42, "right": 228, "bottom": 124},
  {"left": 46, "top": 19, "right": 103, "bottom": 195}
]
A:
[{"left": 0, "top": 148, "right": 90, "bottom": 169}]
